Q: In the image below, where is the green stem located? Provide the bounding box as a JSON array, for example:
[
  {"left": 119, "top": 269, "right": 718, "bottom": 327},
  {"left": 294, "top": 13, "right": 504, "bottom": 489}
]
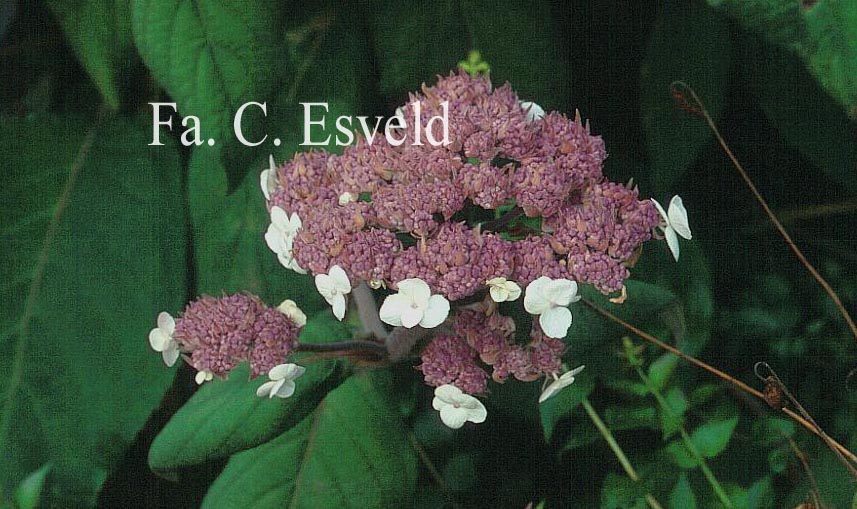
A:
[
  {"left": 626, "top": 346, "right": 733, "bottom": 508},
  {"left": 582, "top": 399, "right": 664, "bottom": 509}
]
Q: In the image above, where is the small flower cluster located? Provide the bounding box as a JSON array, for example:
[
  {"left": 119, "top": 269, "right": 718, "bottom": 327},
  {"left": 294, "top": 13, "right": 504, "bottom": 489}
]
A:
[{"left": 148, "top": 294, "right": 306, "bottom": 382}]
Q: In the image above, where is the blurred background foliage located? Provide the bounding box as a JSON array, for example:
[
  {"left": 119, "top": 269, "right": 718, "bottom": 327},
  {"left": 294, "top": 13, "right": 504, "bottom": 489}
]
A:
[{"left": 1, "top": 0, "right": 856, "bottom": 507}]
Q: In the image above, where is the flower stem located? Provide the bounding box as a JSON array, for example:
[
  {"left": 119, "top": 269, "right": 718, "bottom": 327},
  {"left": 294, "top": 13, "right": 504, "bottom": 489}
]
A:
[
  {"left": 624, "top": 344, "right": 733, "bottom": 508},
  {"left": 581, "top": 398, "right": 664, "bottom": 509}
]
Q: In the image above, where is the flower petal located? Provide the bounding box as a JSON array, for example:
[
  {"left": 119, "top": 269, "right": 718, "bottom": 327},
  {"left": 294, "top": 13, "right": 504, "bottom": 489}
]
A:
[
  {"left": 433, "top": 384, "right": 462, "bottom": 406},
  {"left": 265, "top": 224, "right": 283, "bottom": 254},
  {"left": 464, "top": 400, "right": 487, "bottom": 424},
  {"left": 505, "top": 281, "right": 522, "bottom": 301},
  {"left": 399, "top": 305, "right": 423, "bottom": 328},
  {"left": 524, "top": 277, "right": 552, "bottom": 314},
  {"left": 273, "top": 379, "right": 297, "bottom": 398},
  {"left": 397, "top": 278, "right": 431, "bottom": 307},
  {"left": 328, "top": 265, "right": 352, "bottom": 294},
  {"left": 665, "top": 227, "right": 680, "bottom": 262},
  {"left": 545, "top": 278, "right": 576, "bottom": 306},
  {"left": 379, "top": 294, "right": 408, "bottom": 327},
  {"left": 270, "top": 206, "right": 289, "bottom": 231},
  {"left": 331, "top": 294, "right": 347, "bottom": 321},
  {"left": 439, "top": 405, "right": 469, "bottom": 429},
  {"left": 315, "top": 274, "right": 336, "bottom": 301},
  {"left": 539, "top": 306, "right": 573, "bottom": 339},
  {"left": 667, "top": 196, "right": 692, "bottom": 240},
  {"left": 520, "top": 101, "right": 545, "bottom": 122},
  {"left": 651, "top": 198, "right": 668, "bottom": 223},
  {"left": 269, "top": 363, "right": 305, "bottom": 381},
  {"left": 489, "top": 285, "right": 507, "bottom": 303},
  {"left": 419, "top": 295, "right": 450, "bottom": 328},
  {"left": 256, "top": 380, "right": 277, "bottom": 398},
  {"left": 157, "top": 312, "right": 175, "bottom": 334},
  {"left": 162, "top": 344, "right": 179, "bottom": 367},
  {"left": 148, "top": 329, "right": 168, "bottom": 352}
]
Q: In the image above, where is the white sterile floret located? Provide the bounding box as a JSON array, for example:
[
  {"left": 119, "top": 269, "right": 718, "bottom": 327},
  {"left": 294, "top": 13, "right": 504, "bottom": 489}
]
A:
[
  {"left": 486, "top": 277, "right": 522, "bottom": 303},
  {"left": 195, "top": 369, "right": 214, "bottom": 385},
  {"left": 651, "top": 195, "right": 692, "bottom": 262},
  {"left": 432, "top": 384, "right": 487, "bottom": 429},
  {"left": 315, "top": 265, "right": 352, "bottom": 321},
  {"left": 520, "top": 101, "right": 545, "bottom": 122},
  {"left": 379, "top": 278, "right": 450, "bottom": 329},
  {"left": 256, "top": 363, "right": 306, "bottom": 399},
  {"left": 523, "top": 276, "right": 581, "bottom": 339},
  {"left": 539, "top": 365, "right": 586, "bottom": 403},
  {"left": 264, "top": 206, "right": 306, "bottom": 274},
  {"left": 338, "top": 192, "right": 356, "bottom": 206},
  {"left": 148, "top": 312, "right": 179, "bottom": 367},
  {"left": 277, "top": 299, "right": 307, "bottom": 327},
  {"left": 260, "top": 154, "right": 278, "bottom": 201}
]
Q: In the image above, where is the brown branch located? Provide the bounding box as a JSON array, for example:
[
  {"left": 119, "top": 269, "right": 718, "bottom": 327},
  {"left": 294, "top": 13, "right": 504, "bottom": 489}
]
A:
[
  {"left": 582, "top": 298, "right": 857, "bottom": 468},
  {"left": 671, "top": 81, "right": 857, "bottom": 345}
]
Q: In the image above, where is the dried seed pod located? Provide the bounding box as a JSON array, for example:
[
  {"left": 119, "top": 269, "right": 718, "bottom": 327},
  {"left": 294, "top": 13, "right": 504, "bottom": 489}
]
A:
[{"left": 763, "top": 376, "right": 786, "bottom": 409}]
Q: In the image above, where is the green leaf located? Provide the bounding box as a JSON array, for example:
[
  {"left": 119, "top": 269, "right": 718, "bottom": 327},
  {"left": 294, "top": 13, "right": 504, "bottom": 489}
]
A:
[
  {"left": 692, "top": 416, "right": 739, "bottom": 458},
  {"left": 742, "top": 34, "right": 857, "bottom": 193},
  {"left": 539, "top": 372, "right": 595, "bottom": 441},
  {"left": 641, "top": 0, "right": 730, "bottom": 194},
  {"left": 188, "top": 11, "right": 371, "bottom": 308},
  {"left": 148, "top": 314, "right": 349, "bottom": 474},
  {"left": 44, "top": 0, "right": 133, "bottom": 109},
  {"left": 131, "top": 0, "right": 289, "bottom": 189},
  {"left": 367, "top": 0, "right": 571, "bottom": 110},
  {"left": 202, "top": 372, "right": 418, "bottom": 508},
  {"left": 710, "top": 0, "right": 857, "bottom": 114},
  {"left": 0, "top": 114, "right": 185, "bottom": 505},
  {"left": 669, "top": 473, "right": 697, "bottom": 509},
  {"left": 12, "top": 464, "right": 51, "bottom": 509}
]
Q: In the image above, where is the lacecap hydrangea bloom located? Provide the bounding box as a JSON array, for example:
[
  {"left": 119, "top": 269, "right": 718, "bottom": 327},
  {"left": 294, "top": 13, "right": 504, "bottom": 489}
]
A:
[{"left": 151, "top": 70, "right": 691, "bottom": 429}]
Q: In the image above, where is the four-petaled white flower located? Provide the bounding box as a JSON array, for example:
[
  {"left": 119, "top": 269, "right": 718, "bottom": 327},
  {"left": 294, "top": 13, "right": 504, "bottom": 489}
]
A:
[
  {"left": 432, "top": 384, "right": 487, "bottom": 429},
  {"left": 524, "top": 276, "right": 581, "bottom": 339},
  {"left": 539, "top": 365, "right": 586, "bottom": 403},
  {"left": 277, "top": 299, "right": 307, "bottom": 327},
  {"left": 520, "top": 101, "right": 545, "bottom": 122},
  {"left": 148, "top": 312, "right": 179, "bottom": 367},
  {"left": 338, "top": 192, "right": 356, "bottom": 206},
  {"left": 260, "top": 154, "right": 278, "bottom": 201},
  {"left": 486, "top": 277, "right": 522, "bottom": 303},
  {"left": 651, "top": 195, "right": 692, "bottom": 262},
  {"left": 195, "top": 369, "right": 214, "bottom": 385},
  {"left": 265, "top": 206, "right": 306, "bottom": 274},
  {"left": 256, "top": 363, "right": 306, "bottom": 399},
  {"left": 380, "top": 278, "right": 450, "bottom": 329},
  {"left": 315, "top": 265, "right": 352, "bottom": 321}
]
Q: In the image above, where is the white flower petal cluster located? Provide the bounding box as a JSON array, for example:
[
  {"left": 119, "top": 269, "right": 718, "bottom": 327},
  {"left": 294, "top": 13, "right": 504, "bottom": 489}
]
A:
[
  {"left": 380, "top": 278, "right": 450, "bottom": 329},
  {"left": 260, "top": 155, "right": 279, "bottom": 201},
  {"left": 277, "top": 299, "right": 307, "bottom": 327},
  {"left": 539, "top": 365, "right": 586, "bottom": 403},
  {"left": 265, "top": 206, "right": 306, "bottom": 273},
  {"left": 486, "top": 277, "right": 522, "bottom": 303},
  {"left": 195, "top": 369, "right": 214, "bottom": 385},
  {"left": 520, "top": 101, "right": 545, "bottom": 122},
  {"left": 651, "top": 195, "right": 692, "bottom": 262},
  {"left": 148, "top": 312, "right": 179, "bottom": 367},
  {"left": 432, "top": 385, "right": 487, "bottom": 429},
  {"left": 524, "top": 277, "right": 581, "bottom": 339},
  {"left": 256, "top": 363, "right": 306, "bottom": 399},
  {"left": 315, "top": 265, "right": 352, "bottom": 321}
]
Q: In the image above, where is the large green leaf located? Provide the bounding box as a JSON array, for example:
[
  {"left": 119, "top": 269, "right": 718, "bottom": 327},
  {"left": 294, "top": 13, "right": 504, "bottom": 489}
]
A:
[
  {"left": 44, "top": 0, "right": 134, "bottom": 109},
  {"left": 0, "top": 115, "right": 185, "bottom": 505},
  {"left": 710, "top": 0, "right": 857, "bottom": 114},
  {"left": 188, "top": 10, "right": 371, "bottom": 309},
  {"left": 131, "top": 0, "right": 289, "bottom": 189},
  {"left": 202, "top": 372, "right": 418, "bottom": 508},
  {"left": 367, "top": 0, "right": 571, "bottom": 110},
  {"left": 742, "top": 33, "right": 857, "bottom": 193},
  {"left": 148, "top": 314, "right": 349, "bottom": 474},
  {"left": 641, "top": 0, "right": 730, "bottom": 194}
]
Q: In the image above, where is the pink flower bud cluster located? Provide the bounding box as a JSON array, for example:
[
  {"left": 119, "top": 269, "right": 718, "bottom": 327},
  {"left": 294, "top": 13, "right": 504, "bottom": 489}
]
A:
[
  {"left": 267, "top": 71, "right": 659, "bottom": 300},
  {"left": 418, "top": 309, "right": 566, "bottom": 394},
  {"left": 172, "top": 294, "right": 301, "bottom": 378}
]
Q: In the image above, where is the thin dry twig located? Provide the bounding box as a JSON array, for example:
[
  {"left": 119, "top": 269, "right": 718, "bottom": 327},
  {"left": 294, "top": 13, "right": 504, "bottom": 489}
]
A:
[
  {"left": 582, "top": 298, "right": 857, "bottom": 469},
  {"left": 671, "top": 81, "right": 857, "bottom": 345}
]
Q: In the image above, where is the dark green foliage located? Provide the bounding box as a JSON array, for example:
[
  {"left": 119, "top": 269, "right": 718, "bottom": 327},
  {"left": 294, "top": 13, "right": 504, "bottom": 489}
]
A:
[{"left": 2, "top": 0, "right": 856, "bottom": 507}]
